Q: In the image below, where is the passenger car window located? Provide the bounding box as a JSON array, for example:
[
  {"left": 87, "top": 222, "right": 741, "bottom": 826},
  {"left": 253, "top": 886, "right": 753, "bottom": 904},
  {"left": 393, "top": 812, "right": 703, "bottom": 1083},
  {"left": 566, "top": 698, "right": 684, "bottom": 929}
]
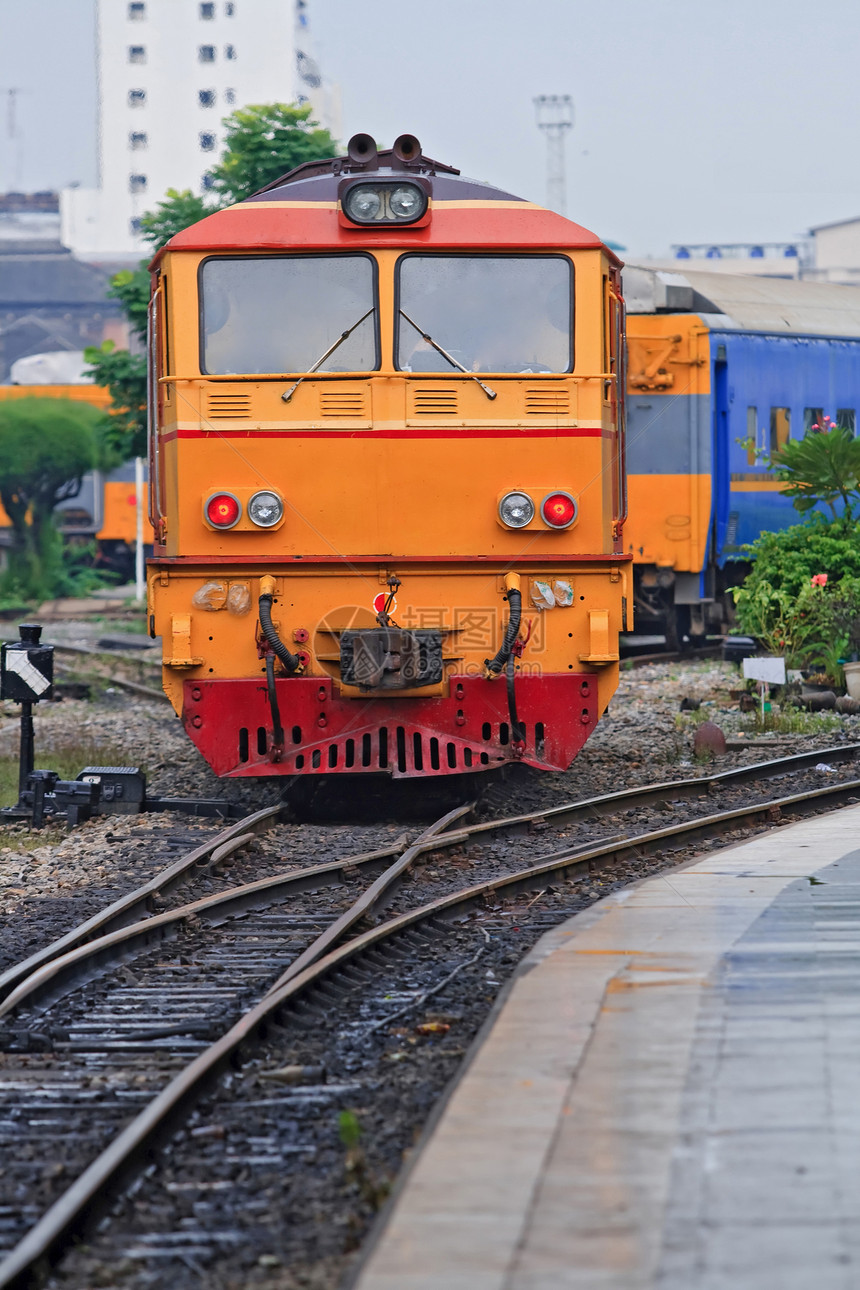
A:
[
  {"left": 746, "top": 406, "right": 758, "bottom": 466},
  {"left": 200, "top": 255, "right": 378, "bottom": 375},
  {"left": 837, "top": 408, "right": 856, "bottom": 434},
  {"left": 770, "top": 407, "right": 790, "bottom": 453},
  {"left": 396, "top": 255, "right": 572, "bottom": 374},
  {"left": 803, "top": 407, "right": 825, "bottom": 434}
]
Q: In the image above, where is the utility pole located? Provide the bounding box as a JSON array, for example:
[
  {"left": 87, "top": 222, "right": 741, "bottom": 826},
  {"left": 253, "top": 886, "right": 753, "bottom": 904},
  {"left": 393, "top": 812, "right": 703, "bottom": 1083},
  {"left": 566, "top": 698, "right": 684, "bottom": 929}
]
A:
[
  {"left": 533, "top": 95, "right": 573, "bottom": 217},
  {"left": 0, "top": 87, "right": 25, "bottom": 189}
]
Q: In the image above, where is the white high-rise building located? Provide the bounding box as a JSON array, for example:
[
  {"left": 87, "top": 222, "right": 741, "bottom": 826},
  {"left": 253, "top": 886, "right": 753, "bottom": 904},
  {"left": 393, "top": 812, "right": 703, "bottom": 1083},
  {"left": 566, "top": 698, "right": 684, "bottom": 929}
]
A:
[{"left": 62, "top": 0, "right": 339, "bottom": 260}]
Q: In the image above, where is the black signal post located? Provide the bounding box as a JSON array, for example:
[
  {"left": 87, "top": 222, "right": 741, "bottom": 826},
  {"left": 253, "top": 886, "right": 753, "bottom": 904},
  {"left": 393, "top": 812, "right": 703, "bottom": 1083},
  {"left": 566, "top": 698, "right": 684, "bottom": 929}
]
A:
[{"left": 0, "top": 624, "right": 54, "bottom": 803}]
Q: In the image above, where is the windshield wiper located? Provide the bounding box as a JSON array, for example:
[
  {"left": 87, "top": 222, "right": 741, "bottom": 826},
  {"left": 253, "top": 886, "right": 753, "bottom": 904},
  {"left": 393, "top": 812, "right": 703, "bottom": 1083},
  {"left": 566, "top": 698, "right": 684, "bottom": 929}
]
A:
[
  {"left": 399, "top": 309, "right": 497, "bottom": 401},
  {"left": 281, "top": 307, "right": 375, "bottom": 403}
]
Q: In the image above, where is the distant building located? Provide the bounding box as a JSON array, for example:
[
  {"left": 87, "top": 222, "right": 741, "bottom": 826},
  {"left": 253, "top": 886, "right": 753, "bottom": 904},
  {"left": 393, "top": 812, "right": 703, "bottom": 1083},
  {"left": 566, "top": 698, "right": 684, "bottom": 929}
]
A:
[
  {"left": 807, "top": 217, "right": 860, "bottom": 286},
  {"left": 0, "top": 192, "right": 61, "bottom": 246},
  {"left": 664, "top": 227, "right": 860, "bottom": 288},
  {"left": 0, "top": 240, "right": 126, "bottom": 382},
  {"left": 62, "top": 0, "right": 340, "bottom": 260},
  {"left": 667, "top": 242, "right": 809, "bottom": 280}
]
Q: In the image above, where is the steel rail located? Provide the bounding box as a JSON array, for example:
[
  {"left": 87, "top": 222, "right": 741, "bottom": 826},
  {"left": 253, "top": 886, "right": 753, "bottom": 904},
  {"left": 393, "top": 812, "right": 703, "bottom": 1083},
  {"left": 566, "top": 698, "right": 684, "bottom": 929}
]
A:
[
  {"left": 0, "top": 804, "right": 284, "bottom": 1002},
  {"left": 0, "top": 805, "right": 469, "bottom": 1020},
  {"left": 621, "top": 645, "right": 723, "bottom": 667},
  {"left": 51, "top": 641, "right": 168, "bottom": 703},
  {"left": 3, "top": 742, "right": 858, "bottom": 1008},
  {"left": 0, "top": 827, "right": 448, "bottom": 1020},
  {"left": 444, "top": 741, "right": 860, "bottom": 842},
  {"left": 3, "top": 774, "right": 860, "bottom": 1289}
]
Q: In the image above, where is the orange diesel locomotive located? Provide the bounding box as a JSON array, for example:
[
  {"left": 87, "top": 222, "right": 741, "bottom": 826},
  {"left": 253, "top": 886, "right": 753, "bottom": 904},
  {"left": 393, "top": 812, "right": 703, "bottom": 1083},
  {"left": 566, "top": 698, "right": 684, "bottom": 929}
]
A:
[{"left": 146, "top": 134, "right": 629, "bottom": 780}]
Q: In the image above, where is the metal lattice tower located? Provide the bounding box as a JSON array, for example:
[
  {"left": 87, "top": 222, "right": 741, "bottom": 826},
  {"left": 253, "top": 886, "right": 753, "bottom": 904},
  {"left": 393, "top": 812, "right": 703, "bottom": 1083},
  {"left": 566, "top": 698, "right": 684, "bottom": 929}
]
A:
[{"left": 533, "top": 95, "right": 573, "bottom": 216}]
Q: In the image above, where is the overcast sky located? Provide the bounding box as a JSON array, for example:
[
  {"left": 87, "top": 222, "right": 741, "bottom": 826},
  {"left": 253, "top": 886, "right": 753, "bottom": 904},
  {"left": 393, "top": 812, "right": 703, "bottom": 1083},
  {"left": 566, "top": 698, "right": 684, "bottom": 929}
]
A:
[{"left": 1, "top": 0, "right": 859, "bottom": 255}]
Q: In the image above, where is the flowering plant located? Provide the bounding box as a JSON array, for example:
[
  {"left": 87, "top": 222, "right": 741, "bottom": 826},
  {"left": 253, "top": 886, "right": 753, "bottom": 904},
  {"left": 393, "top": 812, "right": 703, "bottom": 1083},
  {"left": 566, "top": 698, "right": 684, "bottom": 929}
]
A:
[
  {"left": 734, "top": 572, "right": 860, "bottom": 682},
  {"left": 770, "top": 420, "right": 860, "bottom": 522}
]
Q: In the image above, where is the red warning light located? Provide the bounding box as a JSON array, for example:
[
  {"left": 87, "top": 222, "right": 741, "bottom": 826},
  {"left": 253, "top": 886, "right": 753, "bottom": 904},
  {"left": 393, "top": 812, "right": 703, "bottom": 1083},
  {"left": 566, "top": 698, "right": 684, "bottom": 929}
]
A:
[
  {"left": 205, "top": 492, "right": 241, "bottom": 528},
  {"left": 541, "top": 491, "right": 577, "bottom": 529}
]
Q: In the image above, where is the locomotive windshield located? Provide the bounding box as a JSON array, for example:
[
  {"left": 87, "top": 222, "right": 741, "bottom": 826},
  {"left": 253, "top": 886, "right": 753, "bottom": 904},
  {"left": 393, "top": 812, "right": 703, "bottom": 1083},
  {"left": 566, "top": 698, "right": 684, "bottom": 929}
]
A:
[
  {"left": 200, "top": 254, "right": 378, "bottom": 375},
  {"left": 396, "top": 255, "right": 573, "bottom": 374}
]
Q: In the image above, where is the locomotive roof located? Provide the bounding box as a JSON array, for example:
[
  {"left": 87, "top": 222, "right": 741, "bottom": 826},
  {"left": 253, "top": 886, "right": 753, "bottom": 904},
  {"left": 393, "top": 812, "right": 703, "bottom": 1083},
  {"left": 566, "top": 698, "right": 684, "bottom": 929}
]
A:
[
  {"left": 160, "top": 135, "right": 616, "bottom": 261},
  {"left": 624, "top": 263, "right": 860, "bottom": 338}
]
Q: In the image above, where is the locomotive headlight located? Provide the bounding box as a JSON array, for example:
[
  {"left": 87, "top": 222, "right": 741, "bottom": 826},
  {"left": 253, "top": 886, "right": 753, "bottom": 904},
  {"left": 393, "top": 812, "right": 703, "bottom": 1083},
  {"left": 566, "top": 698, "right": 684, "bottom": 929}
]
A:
[
  {"left": 341, "top": 181, "right": 428, "bottom": 225},
  {"left": 343, "top": 185, "right": 383, "bottom": 222},
  {"left": 389, "top": 185, "right": 424, "bottom": 219},
  {"left": 248, "top": 489, "right": 284, "bottom": 528},
  {"left": 499, "top": 491, "right": 535, "bottom": 529}
]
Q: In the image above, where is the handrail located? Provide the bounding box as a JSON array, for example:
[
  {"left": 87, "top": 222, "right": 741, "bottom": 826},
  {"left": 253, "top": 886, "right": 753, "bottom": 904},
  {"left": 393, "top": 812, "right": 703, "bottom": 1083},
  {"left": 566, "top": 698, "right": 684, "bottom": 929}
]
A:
[
  {"left": 146, "top": 284, "right": 165, "bottom": 537},
  {"left": 157, "top": 371, "right": 617, "bottom": 384}
]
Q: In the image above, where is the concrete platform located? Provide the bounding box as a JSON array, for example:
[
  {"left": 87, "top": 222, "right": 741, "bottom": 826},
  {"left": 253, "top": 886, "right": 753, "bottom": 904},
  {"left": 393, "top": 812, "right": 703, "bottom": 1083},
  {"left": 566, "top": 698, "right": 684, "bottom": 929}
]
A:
[{"left": 353, "top": 805, "right": 860, "bottom": 1289}]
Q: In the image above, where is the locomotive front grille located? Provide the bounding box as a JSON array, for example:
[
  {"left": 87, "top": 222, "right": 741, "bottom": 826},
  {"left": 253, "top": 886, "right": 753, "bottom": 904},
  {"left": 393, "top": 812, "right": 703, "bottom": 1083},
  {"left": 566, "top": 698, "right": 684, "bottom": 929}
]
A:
[
  {"left": 206, "top": 392, "right": 252, "bottom": 419},
  {"left": 238, "top": 725, "right": 497, "bottom": 773},
  {"left": 410, "top": 387, "right": 459, "bottom": 416},
  {"left": 319, "top": 389, "right": 368, "bottom": 416},
  {"left": 525, "top": 386, "right": 570, "bottom": 415},
  {"left": 235, "top": 720, "right": 547, "bottom": 775}
]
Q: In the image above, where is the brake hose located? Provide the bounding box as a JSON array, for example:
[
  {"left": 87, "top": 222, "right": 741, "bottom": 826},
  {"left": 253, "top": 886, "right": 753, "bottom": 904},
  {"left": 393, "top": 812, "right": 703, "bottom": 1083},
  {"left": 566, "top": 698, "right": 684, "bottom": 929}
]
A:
[
  {"left": 506, "top": 653, "right": 525, "bottom": 746},
  {"left": 258, "top": 584, "right": 301, "bottom": 673},
  {"left": 485, "top": 585, "right": 526, "bottom": 750},
  {"left": 485, "top": 586, "right": 523, "bottom": 676},
  {"left": 265, "top": 653, "right": 285, "bottom": 752}
]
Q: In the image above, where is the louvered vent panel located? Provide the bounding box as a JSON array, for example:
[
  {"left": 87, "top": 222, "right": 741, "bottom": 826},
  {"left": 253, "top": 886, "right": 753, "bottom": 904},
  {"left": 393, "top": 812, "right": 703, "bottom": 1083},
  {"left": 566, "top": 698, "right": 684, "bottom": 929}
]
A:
[
  {"left": 320, "top": 390, "right": 368, "bottom": 417},
  {"left": 206, "top": 392, "right": 252, "bottom": 419},
  {"left": 525, "top": 387, "right": 570, "bottom": 416},
  {"left": 412, "top": 387, "right": 459, "bottom": 416}
]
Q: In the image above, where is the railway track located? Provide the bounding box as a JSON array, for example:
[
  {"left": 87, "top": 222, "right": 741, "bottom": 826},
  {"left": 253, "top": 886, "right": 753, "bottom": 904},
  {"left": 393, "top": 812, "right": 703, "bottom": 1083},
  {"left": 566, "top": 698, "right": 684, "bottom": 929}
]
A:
[
  {"left": 50, "top": 641, "right": 168, "bottom": 705},
  {"left": 3, "top": 744, "right": 860, "bottom": 1288}
]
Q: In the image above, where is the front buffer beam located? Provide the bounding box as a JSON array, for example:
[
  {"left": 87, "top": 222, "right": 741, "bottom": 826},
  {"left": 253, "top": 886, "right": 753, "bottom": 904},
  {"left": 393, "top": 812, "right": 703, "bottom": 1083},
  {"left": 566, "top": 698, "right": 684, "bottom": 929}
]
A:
[{"left": 182, "top": 673, "right": 599, "bottom": 778}]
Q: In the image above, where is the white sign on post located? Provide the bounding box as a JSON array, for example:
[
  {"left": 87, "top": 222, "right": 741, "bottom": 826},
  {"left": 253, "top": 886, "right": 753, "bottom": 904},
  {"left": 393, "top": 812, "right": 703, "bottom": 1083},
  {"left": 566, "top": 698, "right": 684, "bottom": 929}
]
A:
[{"left": 742, "top": 656, "right": 786, "bottom": 685}]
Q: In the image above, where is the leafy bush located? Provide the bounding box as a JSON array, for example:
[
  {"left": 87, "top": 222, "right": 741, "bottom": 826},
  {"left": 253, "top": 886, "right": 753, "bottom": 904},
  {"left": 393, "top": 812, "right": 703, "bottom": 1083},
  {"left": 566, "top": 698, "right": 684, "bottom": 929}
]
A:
[
  {"left": 735, "top": 517, "right": 860, "bottom": 600},
  {"left": 770, "top": 422, "right": 860, "bottom": 521},
  {"left": 734, "top": 529, "right": 860, "bottom": 675}
]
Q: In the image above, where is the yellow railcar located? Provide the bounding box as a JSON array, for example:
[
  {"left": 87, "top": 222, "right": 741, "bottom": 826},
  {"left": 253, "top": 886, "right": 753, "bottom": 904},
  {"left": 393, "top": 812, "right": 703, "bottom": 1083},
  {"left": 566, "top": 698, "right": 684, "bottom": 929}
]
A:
[
  {"left": 0, "top": 384, "right": 153, "bottom": 570},
  {"left": 147, "top": 134, "right": 630, "bottom": 779}
]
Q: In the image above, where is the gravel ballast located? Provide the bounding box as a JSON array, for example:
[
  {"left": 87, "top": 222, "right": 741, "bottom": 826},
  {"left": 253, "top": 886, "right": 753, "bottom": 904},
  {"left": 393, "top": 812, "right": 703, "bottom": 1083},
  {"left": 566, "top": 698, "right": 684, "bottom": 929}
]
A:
[{"left": 2, "top": 630, "right": 859, "bottom": 1289}]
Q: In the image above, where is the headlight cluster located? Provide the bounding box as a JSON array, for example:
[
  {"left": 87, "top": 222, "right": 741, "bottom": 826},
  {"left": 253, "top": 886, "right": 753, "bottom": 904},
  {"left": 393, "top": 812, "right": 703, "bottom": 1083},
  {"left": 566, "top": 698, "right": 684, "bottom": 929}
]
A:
[
  {"left": 342, "top": 181, "right": 428, "bottom": 225},
  {"left": 498, "top": 490, "right": 578, "bottom": 530},
  {"left": 498, "top": 491, "right": 535, "bottom": 529},
  {"left": 205, "top": 490, "right": 284, "bottom": 530}
]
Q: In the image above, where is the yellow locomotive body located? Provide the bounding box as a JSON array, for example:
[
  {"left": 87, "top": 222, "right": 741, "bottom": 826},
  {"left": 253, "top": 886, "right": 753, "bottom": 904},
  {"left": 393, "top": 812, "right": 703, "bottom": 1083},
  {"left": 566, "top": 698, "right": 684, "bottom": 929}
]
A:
[{"left": 147, "top": 136, "right": 629, "bottom": 778}]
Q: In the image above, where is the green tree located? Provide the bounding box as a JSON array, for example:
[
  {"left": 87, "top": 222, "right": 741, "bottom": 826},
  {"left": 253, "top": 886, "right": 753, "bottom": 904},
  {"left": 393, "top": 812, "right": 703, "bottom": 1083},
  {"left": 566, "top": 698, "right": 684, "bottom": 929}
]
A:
[
  {"left": 83, "top": 341, "right": 148, "bottom": 460},
  {"left": 107, "top": 266, "right": 150, "bottom": 339},
  {"left": 0, "top": 399, "right": 101, "bottom": 599},
  {"left": 139, "top": 187, "right": 212, "bottom": 255},
  {"left": 770, "top": 423, "right": 860, "bottom": 522},
  {"left": 207, "top": 102, "right": 338, "bottom": 205}
]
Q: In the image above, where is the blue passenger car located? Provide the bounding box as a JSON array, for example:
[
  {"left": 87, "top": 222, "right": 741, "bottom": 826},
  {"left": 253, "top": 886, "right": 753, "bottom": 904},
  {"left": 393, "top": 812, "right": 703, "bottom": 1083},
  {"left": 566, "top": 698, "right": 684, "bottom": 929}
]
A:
[{"left": 623, "top": 267, "right": 860, "bottom": 642}]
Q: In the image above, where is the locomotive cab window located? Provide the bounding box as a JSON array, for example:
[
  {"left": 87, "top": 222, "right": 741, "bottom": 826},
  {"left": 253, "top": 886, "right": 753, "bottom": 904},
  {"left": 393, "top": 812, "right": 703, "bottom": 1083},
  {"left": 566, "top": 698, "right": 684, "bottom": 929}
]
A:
[
  {"left": 395, "top": 255, "right": 572, "bottom": 374},
  {"left": 199, "top": 254, "right": 379, "bottom": 375}
]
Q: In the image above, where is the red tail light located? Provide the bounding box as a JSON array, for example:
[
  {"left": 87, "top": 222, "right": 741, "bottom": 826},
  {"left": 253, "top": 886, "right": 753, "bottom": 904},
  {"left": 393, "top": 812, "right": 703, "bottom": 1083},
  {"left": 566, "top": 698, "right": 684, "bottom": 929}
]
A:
[
  {"left": 205, "top": 492, "right": 241, "bottom": 528},
  {"left": 541, "top": 491, "right": 577, "bottom": 528}
]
